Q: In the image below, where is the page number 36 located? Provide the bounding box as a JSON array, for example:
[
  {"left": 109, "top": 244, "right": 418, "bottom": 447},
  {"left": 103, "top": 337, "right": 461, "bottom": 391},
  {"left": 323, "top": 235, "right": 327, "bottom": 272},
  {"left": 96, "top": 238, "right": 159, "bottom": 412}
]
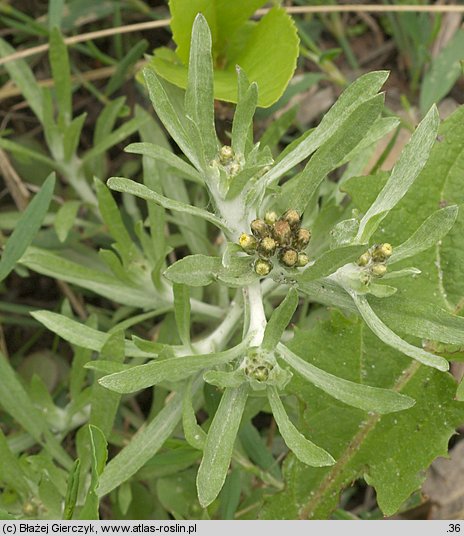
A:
[{"left": 448, "top": 525, "right": 461, "bottom": 533}]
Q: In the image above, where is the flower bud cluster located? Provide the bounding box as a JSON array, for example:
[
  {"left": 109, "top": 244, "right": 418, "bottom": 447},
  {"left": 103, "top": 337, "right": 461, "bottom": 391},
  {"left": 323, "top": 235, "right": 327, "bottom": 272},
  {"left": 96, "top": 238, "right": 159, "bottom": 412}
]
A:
[
  {"left": 356, "top": 243, "right": 393, "bottom": 284},
  {"left": 218, "top": 145, "right": 241, "bottom": 176},
  {"left": 241, "top": 348, "right": 292, "bottom": 391},
  {"left": 239, "top": 209, "right": 311, "bottom": 276}
]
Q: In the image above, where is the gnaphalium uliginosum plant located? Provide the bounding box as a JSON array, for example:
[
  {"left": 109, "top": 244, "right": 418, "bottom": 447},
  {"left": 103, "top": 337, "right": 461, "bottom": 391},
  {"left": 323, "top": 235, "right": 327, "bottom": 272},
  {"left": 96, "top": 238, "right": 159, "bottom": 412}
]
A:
[{"left": 82, "top": 14, "right": 461, "bottom": 509}]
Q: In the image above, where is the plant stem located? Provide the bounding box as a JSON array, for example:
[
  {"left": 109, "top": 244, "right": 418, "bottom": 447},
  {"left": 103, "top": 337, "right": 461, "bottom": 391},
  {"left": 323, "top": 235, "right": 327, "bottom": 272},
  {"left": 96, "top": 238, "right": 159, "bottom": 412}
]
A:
[{"left": 245, "top": 281, "right": 267, "bottom": 346}]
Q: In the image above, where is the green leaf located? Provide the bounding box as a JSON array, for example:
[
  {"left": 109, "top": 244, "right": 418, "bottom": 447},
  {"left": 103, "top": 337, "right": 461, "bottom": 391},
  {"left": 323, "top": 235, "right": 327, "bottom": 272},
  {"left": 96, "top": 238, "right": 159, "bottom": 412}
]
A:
[
  {"left": 154, "top": 5, "right": 298, "bottom": 107},
  {"left": 267, "top": 387, "right": 335, "bottom": 467},
  {"left": 350, "top": 292, "right": 449, "bottom": 371},
  {"left": 0, "top": 173, "right": 55, "bottom": 282},
  {"left": 0, "top": 428, "right": 30, "bottom": 496},
  {"left": 63, "top": 113, "right": 86, "bottom": 161},
  {"left": 54, "top": 200, "right": 80, "bottom": 243},
  {"left": 262, "top": 313, "right": 464, "bottom": 519},
  {"left": 31, "top": 310, "right": 154, "bottom": 358},
  {"left": 105, "top": 40, "right": 148, "bottom": 96},
  {"left": 0, "top": 137, "right": 58, "bottom": 169},
  {"left": 143, "top": 68, "right": 199, "bottom": 169},
  {"left": 78, "top": 425, "right": 107, "bottom": 520},
  {"left": 99, "top": 344, "right": 244, "bottom": 394},
  {"left": 262, "top": 288, "right": 298, "bottom": 351},
  {"left": 0, "top": 38, "right": 43, "bottom": 121},
  {"left": 107, "top": 177, "right": 227, "bottom": 231},
  {"left": 125, "top": 143, "right": 203, "bottom": 184},
  {"left": 90, "top": 331, "right": 125, "bottom": 438},
  {"left": 390, "top": 205, "right": 458, "bottom": 264},
  {"left": 164, "top": 254, "right": 221, "bottom": 287},
  {"left": 287, "top": 93, "right": 384, "bottom": 213},
  {"left": 49, "top": 27, "right": 72, "bottom": 127},
  {"left": 185, "top": 14, "right": 217, "bottom": 161},
  {"left": 260, "top": 71, "right": 389, "bottom": 189},
  {"left": 197, "top": 384, "right": 248, "bottom": 507},
  {"left": 20, "top": 247, "right": 160, "bottom": 309},
  {"left": 356, "top": 106, "right": 440, "bottom": 242},
  {"left": 82, "top": 112, "right": 149, "bottom": 164},
  {"left": 63, "top": 460, "right": 81, "bottom": 520},
  {"left": 297, "top": 245, "right": 367, "bottom": 283},
  {"left": 173, "top": 283, "right": 191, "bottom": 348},
  {"left": 232, "top": 72, "right": 257, "bottom": 157},
  {"left": 420, "top": 29, "right": 464, "bottom": 114},
  {"left": 278, "top": 343, "right": 415, "bottom": 414},
  {"left": 0, "top": 351, "right": 71, "bottom": 469},
  {"left": 97, "top": 381, "right": 199, "bottom": 497},
  {"left": 182, "top": 378, "right": 206, "bottom": 450}
]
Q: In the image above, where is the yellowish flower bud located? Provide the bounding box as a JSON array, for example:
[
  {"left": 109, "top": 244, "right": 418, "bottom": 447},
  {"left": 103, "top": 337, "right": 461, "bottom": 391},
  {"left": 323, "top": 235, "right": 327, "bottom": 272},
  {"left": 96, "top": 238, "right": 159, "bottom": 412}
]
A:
[
  {"left": 297, "top": 252, "right": 310, "bottom": 267},
  {"left": 372, "top": 243, "right": 393, "bottom": 262},
  {"left": 279, "top": 247, "right": 298, "bottom": 267},
  {"left": 293, "top": 228, "right": 311, "bottom": 250},
  {"left": 254, "top": 258, "right": 273, "bottom": 276},
  {"left": 371, "top": 264, "right": 387, "bottom": 277},
  {"left": 282, "top": 209, "right": 300, "bottom": 229},
  {"left": 272, "top": 219, "right": 292, "bottom": 246},
  {"left": 239, "top": 233, "right": 257, "bottom": 253},
  {"left": 357, "top": 252, "right": 371, "bottom": 267},
  {"left": 250, "top": 219, "right": 271, "bottom": 239},
  {"left": 257, "top": 236, "right": 277, "bottom": 258},
  {"left": 264, "top": 211, "right": 278, "bottom": 225},
  {"left": 219, "top": 145, "right": 234, "bottom": 163}
]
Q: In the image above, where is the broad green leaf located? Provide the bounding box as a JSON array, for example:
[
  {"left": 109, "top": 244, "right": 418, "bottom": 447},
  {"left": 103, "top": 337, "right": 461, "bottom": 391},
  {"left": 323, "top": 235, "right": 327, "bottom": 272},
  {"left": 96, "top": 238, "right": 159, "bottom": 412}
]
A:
[
  {"left": 49, "top": 28, "right": 72, "bottom": 127},
  {"left": 164, "top": 254, "right": 221, "bottom": 287},
  {"left": 99, "top": 343, "right": 244, "bottom": 394},
  {"left": 0, "top": 38, "right": 43, "bottom": 121},
  {"left": 262, "top": 312, "right": 464, "bottom": 519},
  {"left": 107, "top": 177, "right": 227, "bottom": 231},
  {"left": 296, "top": 245, "right": 367, "bottom": 283},
  {"left": 232, "top": 74, "right": 258, "bottom": 157},
  {"left": 185, "top": 14, "right": 217, "bottom": 161},
  {"left": 125, "top": 143, "right": 203, "bottom": 184},
  {"left": 173, "top": 283, "right": 191, "bottom": 348},
  {"left": 350, "top": 292, "right": 448, "bottom": 371},
  {"left": 390, "top": 205, "right": 458, "bottom": 264},
  {"left": 0, "top": 351, "right": 71, "bottom": 469},
  {"left": 20, "top": 247, "right": 160, "bottom": 309},
  {"left": 54, "top": 200, "right": 80, "bottom": 243},
  {"left": 262, "top": 288, "right": 298, "bottom": 351},
  {"left": 169, "top": 0, "right": 266, "bottom": 64},
  {"left": 78, "top": 425, "right": 107, "bottom": 520},
  {"left": 287, "top": 93, "right": 384, "bottom": 213},
  {"left": 267, "top": 387, "right": 335, "bottom": 467},
  {"left": 0, "top": 173, "right": 55, "bottom": 282},
  {"left": 63, "top": 459, "right": 81, "bottom": 520},
  {"left": 356, "top": 106, "right": 440, "bottom": 242},
  {"left": 278, "top": 343, "right": 415, "bottom": 414},
  {"left": 31, "top": 310, "right": 155, "bottom": 358},
  {"left": 90, "top": 331, "right": 125, "bottom": 438},
  {"left": 97, "top": 380, "right": 200, "bottom": 497},
  {"left": 420, "top": 29, "right": 464, "bottom": 114},
  {"left": 153, "top": 5, "right": 298, "bottom": 107},
  {"left": 260, "top": 71, "right": 389, "bottom": 189},
  {"left": 143, "top": 68, "right": 199, "bottom": 169},
  {"left": 197, "top": 384, "right": 248, "bottom": 507}
]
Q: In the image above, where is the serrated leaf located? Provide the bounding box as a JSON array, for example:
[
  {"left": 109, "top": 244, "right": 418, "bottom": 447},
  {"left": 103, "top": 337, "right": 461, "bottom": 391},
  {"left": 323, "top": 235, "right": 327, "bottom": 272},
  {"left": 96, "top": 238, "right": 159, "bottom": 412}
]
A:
[
  {"left": 262, "top": 288, "right": 298, "bottom": 351},
  {"left": 197, "top": 384, "right": 248, "bottom": 507},
  {"left": 268, "top": 387, "right": 335, "bottom": 467},
  {"left": 261, "top": 313, "right": 464, "bottom": 519},
  {"left": 0, "top": 173, "right": 55, "bottom": 282}
]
